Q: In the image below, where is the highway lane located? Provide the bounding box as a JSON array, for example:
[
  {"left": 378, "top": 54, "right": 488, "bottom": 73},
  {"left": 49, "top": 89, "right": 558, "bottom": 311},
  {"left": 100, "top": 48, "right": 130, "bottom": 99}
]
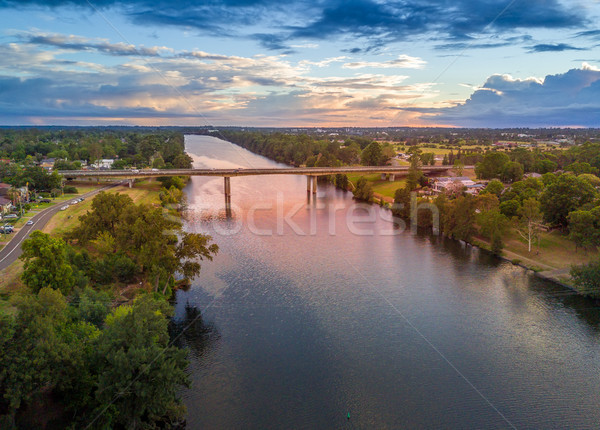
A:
[{"left": 0, "top": 182, "right": 121, "bottom": 272}]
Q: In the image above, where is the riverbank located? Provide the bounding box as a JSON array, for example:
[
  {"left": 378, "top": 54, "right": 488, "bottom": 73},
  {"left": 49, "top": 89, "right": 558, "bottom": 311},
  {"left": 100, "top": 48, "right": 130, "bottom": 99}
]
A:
[{"left": 0, "top": 179, "right": 163, "bottom": 313}]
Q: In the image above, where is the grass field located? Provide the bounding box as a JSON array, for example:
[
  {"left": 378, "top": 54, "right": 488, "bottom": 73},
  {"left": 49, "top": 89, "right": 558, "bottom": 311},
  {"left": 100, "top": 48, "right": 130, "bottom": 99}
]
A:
[
  {"left": 42, "top": 180, "right": 162, "bottom": 237},
  {"left": 347, "top": 173, "right": 407, "bottom": 198},
  {"left": 504, "top": 230, "right": 599, "bottom": 270}
]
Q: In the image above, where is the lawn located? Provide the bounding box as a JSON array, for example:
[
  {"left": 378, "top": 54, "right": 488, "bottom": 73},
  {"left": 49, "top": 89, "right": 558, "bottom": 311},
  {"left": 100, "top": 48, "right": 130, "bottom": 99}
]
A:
[
  {"left": 347, "top": 173, "right": 407, "bottom": 198},
  {"left": 504, "top": 229, "right": 599, "bottom": 271}
]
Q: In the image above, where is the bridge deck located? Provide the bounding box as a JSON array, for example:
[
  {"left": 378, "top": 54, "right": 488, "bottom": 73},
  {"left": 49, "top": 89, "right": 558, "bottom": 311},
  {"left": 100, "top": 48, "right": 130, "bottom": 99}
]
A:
[{"left": 58, "top": 166, "right": 465, "bottom": 178}]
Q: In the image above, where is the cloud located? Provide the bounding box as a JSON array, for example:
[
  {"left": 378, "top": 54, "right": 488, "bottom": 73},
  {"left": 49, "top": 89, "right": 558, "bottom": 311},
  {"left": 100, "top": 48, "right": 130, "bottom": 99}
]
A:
[
  {"left": 413, "top": 65, "right": 600, "bottom": 127},
  {"left": 18, "top": 32, "right": 169, "bottom": 56},
  {"left": 0, "top": 0, "right": 589, "bottom": 51},
  {"left": 0, "top": 34, "right": 437, "bottom": 126},
  {"left": 527, "top": 43, "right": 585, "bottom": 52},
  {"left": 342, "top": 55, "right": 426, "bottom": 69}
]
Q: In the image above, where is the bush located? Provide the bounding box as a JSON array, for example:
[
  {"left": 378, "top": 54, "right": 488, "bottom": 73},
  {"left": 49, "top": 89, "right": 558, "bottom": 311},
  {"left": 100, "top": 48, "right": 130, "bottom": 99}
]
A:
[
  {"left": 63, "top": 186, "right": 78, "bottom": 194},
  {"left": 570, "top": 260, "right": 600, "bottom": 298},
  {"left": 51, "top": 188, "right": 62, "bottom": 198}
]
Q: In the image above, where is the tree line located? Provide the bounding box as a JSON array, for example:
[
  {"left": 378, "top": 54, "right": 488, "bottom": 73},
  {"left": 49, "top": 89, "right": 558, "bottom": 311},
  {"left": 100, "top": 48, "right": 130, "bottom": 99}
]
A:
[{"left": 0, "top": 189, "right": 218, "bottom": 428}]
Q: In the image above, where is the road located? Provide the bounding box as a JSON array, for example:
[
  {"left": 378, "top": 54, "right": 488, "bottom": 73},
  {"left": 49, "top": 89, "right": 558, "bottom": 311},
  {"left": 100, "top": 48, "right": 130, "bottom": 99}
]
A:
[{"left": 0, "top": 182, "right": 121, "bottom": 272}]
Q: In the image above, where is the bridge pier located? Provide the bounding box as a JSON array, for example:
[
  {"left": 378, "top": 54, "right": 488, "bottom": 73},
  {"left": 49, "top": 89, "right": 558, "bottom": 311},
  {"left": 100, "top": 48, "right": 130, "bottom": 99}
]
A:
[
  {"left": 306, "top": 175, "right": 318, "bottom": 195},
  {"left": 128, "top": 178, "right": 133, "bottom": 188},
  {"left": 389, "top": 174, "right": 395, "bottom": 182},
  {"left": 381, "top": 173, "right": 387, "bottom": 180},
  {"left": 224, "top": 177, "right": 232, "bottom": 213}
]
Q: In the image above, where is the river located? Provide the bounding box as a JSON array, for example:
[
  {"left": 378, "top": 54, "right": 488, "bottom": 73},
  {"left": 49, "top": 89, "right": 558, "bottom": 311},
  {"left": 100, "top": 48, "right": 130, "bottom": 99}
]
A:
[{"left": 174, "top": 135, "right": 600, "bottom": 429}]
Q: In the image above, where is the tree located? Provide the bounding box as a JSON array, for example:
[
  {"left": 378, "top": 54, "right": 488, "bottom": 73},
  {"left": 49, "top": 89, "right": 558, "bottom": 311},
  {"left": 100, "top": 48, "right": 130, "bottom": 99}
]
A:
[
  {"left": 570, "top": 259, "right": 600, "bottom": 298},
  {"left": 477, "top": 209, "right": 509, "bottom": 254},
  {"left": 69, "top": 192, "right": 134, "bottom": 243},
  {"left": 94, "top": 295, "right": 190, "bottom": 428},
  {"left": 392, "top": 185, "right": 411, "bottom": 219},
  {"left": 501, "top": 161, "right": 524, "bottom": 183},
  {"left": 406, "top": 147, "right": 423, "bottom": 191},
  {"left": 515, "top": 198, "right": 543, "bottom": 253},
  {"left": 360, "top": 142, "right": 383, "bottom": 166},
  {"left": 483, "top": 179, "right": 504, "bottom": 197},
  {"left": 568, "top": 210, "right": 598, "bottom": 251},
  {"left": 89, "top": 142, "right": 103, "bottom": 165},
  {"left": 20, "top": 231, "right": 75, "bottom": 294},
  {"left": 334, "top": 173, "right": 349, "bottom": 190},
  {"left": 565, "top": 162, "right": 598, "bottom": 176},
  {"left": 540, "top": 174, "right": 597, "bottom": 229},
  {"left": 500, "top": 199, "right": 520, "bottom": 217},
  {"left": 0, "top": 288, "right": 99, "bottom": 419},
  {"left": 352, "top": 177, "right": 374, "bottom": 202},
  {"left": 475, "top": 151, "right": 510, "bottom": 179},
  {"left": 442, "top": 194, "right": 478, "bottom": 241},
  {"left": 578, "top": 173, "right": 600, "bottom": 188},
  {"left": 172, "top": 153, "right": 193, "bottom": 168}
]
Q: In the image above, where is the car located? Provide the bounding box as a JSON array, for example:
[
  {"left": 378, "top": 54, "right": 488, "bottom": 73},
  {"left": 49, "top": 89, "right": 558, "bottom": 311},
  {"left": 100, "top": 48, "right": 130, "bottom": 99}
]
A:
[
  {"left": 26, "top": 220, "right": 34, "bottom": 226},
  {"left": 3, "top": 214, "right": 17, "bottom": 219},
  {"left": 71, "top": 200, "right": 79, "bottom": 204},
  {"left": 79, "top": 197, "right": 85, "bottom": 202},
  {"left": 39, "top": 199, "right": 51, "bottom": 203},
  {"left": 0, "top": 227, "right": 11, "bottom": 234},
  {"left": 151, "top": 168, "right": 159, "bottom": 172},
  {"left": 131, "top": 169, "right": 140, "bottom": 173},
  {"left": 60, "top": 205, "right": 69, "bottom": 211}
]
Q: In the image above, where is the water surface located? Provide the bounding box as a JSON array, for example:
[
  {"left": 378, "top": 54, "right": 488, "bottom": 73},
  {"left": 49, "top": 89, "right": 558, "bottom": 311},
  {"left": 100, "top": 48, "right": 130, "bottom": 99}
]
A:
[{"left": 175, "top": 135, "right": 600, "bottom": 429}]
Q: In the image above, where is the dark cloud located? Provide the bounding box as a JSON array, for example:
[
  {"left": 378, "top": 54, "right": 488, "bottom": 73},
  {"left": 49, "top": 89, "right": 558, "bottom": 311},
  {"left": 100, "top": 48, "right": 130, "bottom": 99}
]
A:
[
  {"left": 0, "top": 0, "right": 588, "bottom": 51},
  {"left": 527, "top": 43, "right": 585, "bottom": 52},
  {"left": 411, "top": 66, "right": 600, "bottom": 127}
]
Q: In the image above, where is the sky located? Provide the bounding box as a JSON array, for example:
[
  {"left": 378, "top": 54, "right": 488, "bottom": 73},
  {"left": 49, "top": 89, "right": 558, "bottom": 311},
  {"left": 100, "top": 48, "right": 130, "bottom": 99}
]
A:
[{"left": 0, "top": 0, "right": 600, "bottom": 128}]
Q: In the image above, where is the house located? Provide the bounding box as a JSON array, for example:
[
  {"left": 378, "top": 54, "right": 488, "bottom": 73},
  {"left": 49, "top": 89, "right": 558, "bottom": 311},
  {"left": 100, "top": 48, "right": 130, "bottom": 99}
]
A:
[
  {"left": 0, "top": 196, "right": 11, "bottom": 215},
  {"left": 432, "top": 177, "right": 485, "bottom": 195},
  {"left": 40, "top": 158, "right": 56, "bottom": 171},
  {"left": 92, "top": 159, "right": 115, "bottom": 169},
  {"left": 524, "top": 172, "right": 542, "bottom": 179}
]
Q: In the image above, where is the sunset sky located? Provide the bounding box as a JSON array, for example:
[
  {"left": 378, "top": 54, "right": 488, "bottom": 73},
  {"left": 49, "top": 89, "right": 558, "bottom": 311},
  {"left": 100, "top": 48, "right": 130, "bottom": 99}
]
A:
[{"left": 1, "top": 0, "right": 600, "bottom": 127}]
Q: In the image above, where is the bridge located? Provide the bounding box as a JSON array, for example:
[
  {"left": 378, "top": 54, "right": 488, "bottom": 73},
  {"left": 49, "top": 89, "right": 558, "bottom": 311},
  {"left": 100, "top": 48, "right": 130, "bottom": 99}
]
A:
[{"left": 58, "top": 165, "right": 465, "bottom": 209}]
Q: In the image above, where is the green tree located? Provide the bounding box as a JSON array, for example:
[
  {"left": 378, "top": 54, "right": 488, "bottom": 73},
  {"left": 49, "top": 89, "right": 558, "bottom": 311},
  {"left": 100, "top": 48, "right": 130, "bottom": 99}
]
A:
[
  {"left": 565, "top": 162, "right": 598, "bottom": 176},
  {"left": 360, "top": 142, "right": 383, "bottom": 166},
  {"left": 392, "top": 185, "right": 411, "bottom": 219},
  {"left": 442, "top": 195, "right": 478, "bottom": 241},
  {"left": 500, "top": 161, "right": 524, "bottom": 183},
  {"left": 20, "top": 231, "right": 75, "bottom": 294},
  {"left": 567, "top": 206, "right": 600, "bottom": 251},
  {"left": 570, "top": 259, "right": 600, "bottom": 298},
  {"left": 477, "top": 209, "right": 509, "bottom": 254},
  {"left": 93, "top": 295, "right": 190, "bottom": 428},
  {"left": 500, "top": 199, "right": 520, "bottom": 218},
  {"left": 578, "top": 173, "right": 600, "bottom": 188},
  {"left": 0, "top": 288, "right": 99, "bottom": 419},
  {"left": 483, "top": 179, "right": 504, "bottom": 197},
  {"left": 352, "top": 177, "right": 374, "bottom": 202},
  {"left": 475, "top": 151, "right": 510, "bottom": 179},
  {"left": 540, "top": 174, "right": 597, "bottom": 229},
  {"left": 406, "top": 147, "right": 423, "bottom": 191}
]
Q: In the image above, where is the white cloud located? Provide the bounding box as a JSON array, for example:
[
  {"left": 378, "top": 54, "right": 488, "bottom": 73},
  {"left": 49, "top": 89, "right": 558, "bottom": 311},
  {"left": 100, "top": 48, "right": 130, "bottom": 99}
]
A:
[{"left": 342, "top": 55, "right": 426, "bottom": 70}]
